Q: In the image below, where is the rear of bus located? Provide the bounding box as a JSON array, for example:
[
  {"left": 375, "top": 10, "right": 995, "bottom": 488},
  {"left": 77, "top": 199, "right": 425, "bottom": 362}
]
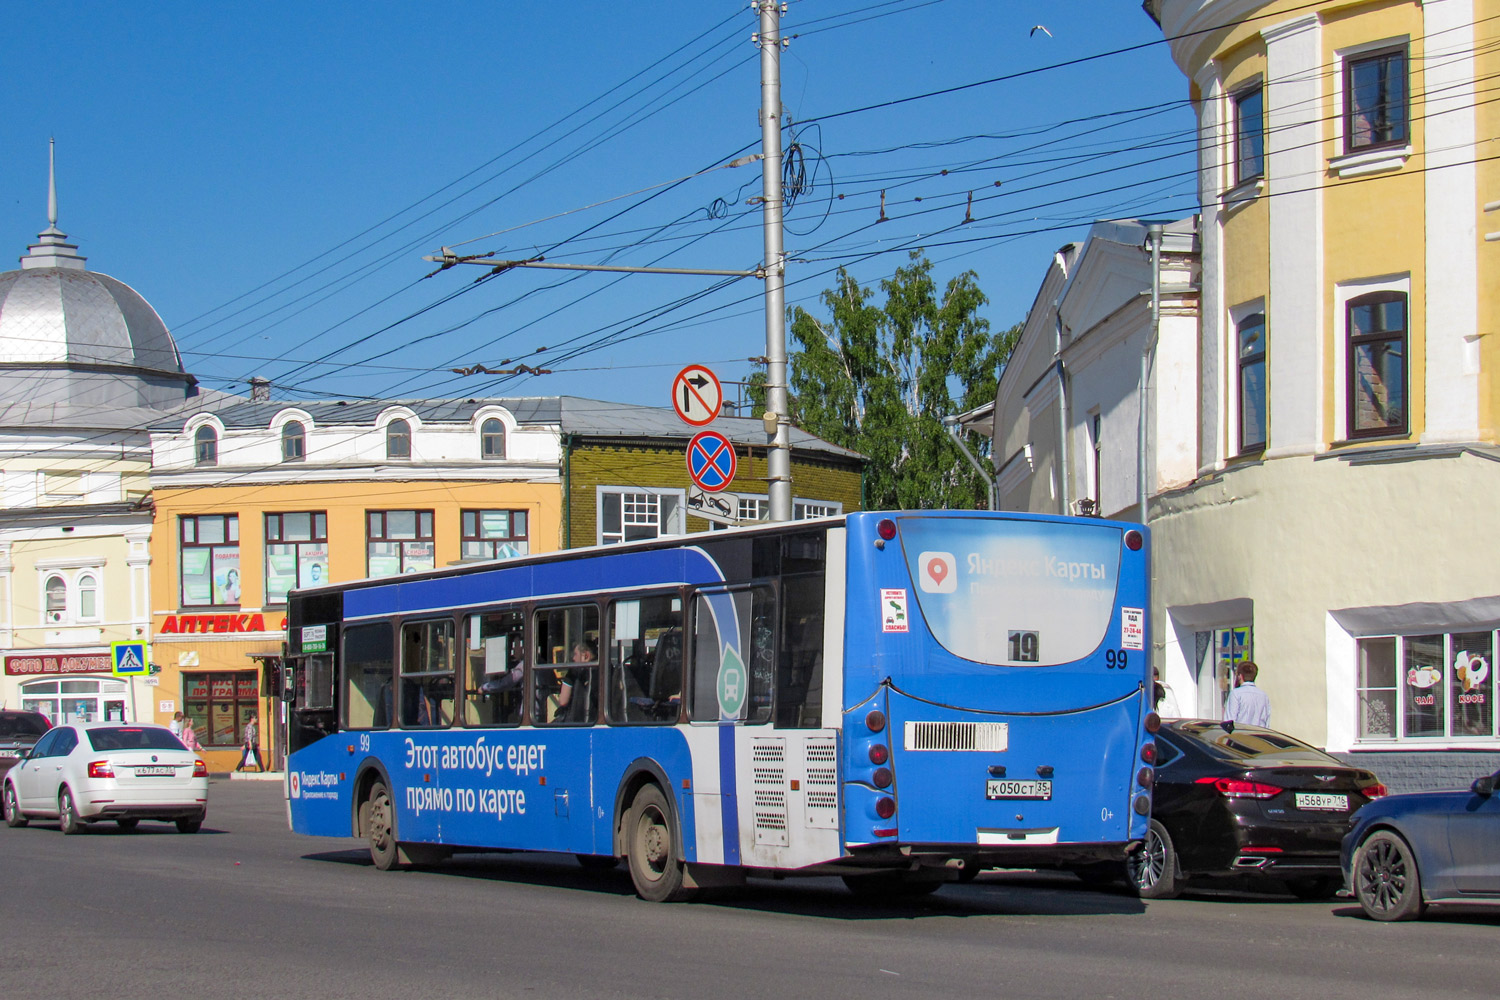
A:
[{"left": 839, "top": 511, "right": 1154, "bottom": 874}]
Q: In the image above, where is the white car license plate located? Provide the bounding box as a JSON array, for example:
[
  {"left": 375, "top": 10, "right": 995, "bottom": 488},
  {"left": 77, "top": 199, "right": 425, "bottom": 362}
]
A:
[
  {"left": 135, "top": 765, "right": 176, "bottom": 777},
  {"left": 987, "top": 779, "right": 1052, "bottom": 800},
  {"left": 1295, "top": 792, "right": 1348, "bottom": 811}
]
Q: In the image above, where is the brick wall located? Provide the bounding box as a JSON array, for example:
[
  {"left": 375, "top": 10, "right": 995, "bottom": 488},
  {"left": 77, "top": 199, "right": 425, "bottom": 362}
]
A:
[
  {"left": 564, "top": 438, "right": 862, "bottom": 547},
  {"left": 1333, "top": 750, "right": 1500, "bottom": 793}
]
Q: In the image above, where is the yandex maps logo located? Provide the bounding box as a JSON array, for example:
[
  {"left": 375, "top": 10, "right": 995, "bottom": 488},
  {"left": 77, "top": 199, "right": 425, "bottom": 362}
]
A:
[
  {"left": 157, "top": 614, "right": 288, "bottom": 635},
  {"left": 917, "top": 551, "right": 957, "bottom": 593}
]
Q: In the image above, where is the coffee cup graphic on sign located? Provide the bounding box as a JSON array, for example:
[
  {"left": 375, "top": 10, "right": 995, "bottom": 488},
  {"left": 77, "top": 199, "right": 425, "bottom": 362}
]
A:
[{"left": 918, "top": 551, "right": 957, "bottom": 593}]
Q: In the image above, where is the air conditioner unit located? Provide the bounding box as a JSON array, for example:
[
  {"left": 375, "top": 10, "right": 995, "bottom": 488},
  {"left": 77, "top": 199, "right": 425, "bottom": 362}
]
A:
[{"left": 47, "top": 610, "right": 66, "bottom": 624}]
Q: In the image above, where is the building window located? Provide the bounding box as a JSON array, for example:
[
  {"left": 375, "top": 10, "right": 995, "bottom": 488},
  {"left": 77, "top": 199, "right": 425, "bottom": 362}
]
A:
[
  {"left": 1356, "top": 631, "right": 1496, "bottom": 742},
  {"left": 1233, "top": 85, "right": 1264, "bottom": 184},
  {"left": 1346, "top": 291, "right": 1407, "bottom": 438},
  {"left": 194, "top": 426, "right": 218, "bottom": 466},
  {"left": 793, "top": 500, "right": 843, "bottom": 520},
  {"left": 598, "top": 488, "right": 684, "bottom": 545},
  {"left": 20, "top": 677, "right": 128, "bottom": 725},
  {"left": 183, "top": 671, "right": 259, "bottom": 747},
  {"left": 1089, "top": 411, "right": 1103, "bottom": 506},
  {"left": 77, "top": 574, "right": 98, "bottom": 621},
  {"left": 1237, "top": 312, "right": 1267, "bottom": 453},
  {"left": 481, "top": 418, "right": 506, "bottom": 460},
  {"left": 44, "top": 576, "right": 68, "bottom": 624},
  {"left": 367, "top": 510, "right": 435, "bottom": 577},
  {"left": 386, "top": 419, "right": 411, "bottom": 460},
  {"left": 282, "top": 421, "right": 306, "bottom": 462},
  {"left": 180, "top": 514, "right": 240, "bottom": 607},
  {"left": 461, "top": 509, "right": 529, "bottom": 560},
  {"left": 265, "top": 512, "right": 329, "bottom": 605},
  {"left": 1345, "top": 46, "right": 1407, "bottom": 152}
]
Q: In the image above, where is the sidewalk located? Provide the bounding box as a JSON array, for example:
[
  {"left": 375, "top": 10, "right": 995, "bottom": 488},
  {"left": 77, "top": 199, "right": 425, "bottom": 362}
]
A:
[{"left": 225, "top": 770, "right": 284, "bottom": 781}]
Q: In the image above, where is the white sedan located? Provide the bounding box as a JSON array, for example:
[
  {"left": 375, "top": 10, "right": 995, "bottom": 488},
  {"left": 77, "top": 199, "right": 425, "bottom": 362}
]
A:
[{"left": 2, "top": 722, "right": 208, "bottom": 834}]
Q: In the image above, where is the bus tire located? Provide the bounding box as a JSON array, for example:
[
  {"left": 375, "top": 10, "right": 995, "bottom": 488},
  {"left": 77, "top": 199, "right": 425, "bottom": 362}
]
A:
[
  {"left": 363, "top": 780, "right": 400, "bottom": 871},
  {"left": 626, "top": 784, "right": 693, "bottom": 902}
]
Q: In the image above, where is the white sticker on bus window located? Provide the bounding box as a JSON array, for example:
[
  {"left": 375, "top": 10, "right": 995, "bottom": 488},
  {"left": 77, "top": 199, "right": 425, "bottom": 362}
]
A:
[
  {"left": 1121, "top": 608, "right": 1144, "bottom": 651},
  {"left": 881, "top": 589, "right": 909, "bottom": 633}
]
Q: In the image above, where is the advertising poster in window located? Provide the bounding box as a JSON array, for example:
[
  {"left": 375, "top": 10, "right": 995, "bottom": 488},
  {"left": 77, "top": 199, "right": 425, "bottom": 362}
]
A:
[
  {"left": 480, "top": 510, "right": 512, "bottom": 538},
  {"left": 298, "top": 544, "right": 328, "bottom": 588},
  {"left": 182, "top": 548, "right": 212, "bottom": 604},
  {"left": 404, "top": 542, "right": 434, "bottom": 574},
  {"left": 266, "top": 546, "right": 298, "bottom": 604},
  {"left": 212, "top": 549, "right": 241, "bottom": 605},
  {"left": 368, "top": 543, "right": 402, "bottom": 578},
  {"left": 1451, "top": 633, "right": 1492, "bottom": 737},
  {"left": 1403, "top": 635, "right": 1444, "bottom": 737}
]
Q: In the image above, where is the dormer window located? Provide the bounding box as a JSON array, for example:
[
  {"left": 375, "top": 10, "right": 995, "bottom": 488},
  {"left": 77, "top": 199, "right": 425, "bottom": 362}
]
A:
[
  {"left": 481, "top": 418, "right": 506, "bottom": 460},
  {"left": 387, "top": 419, "right": 411, "bottom": 460},
  {"left": 282, "top": 421, "right": 306, "bottom": 462},
  {"left": 194, "top": 426, "right": 218, "bottom": 466}
]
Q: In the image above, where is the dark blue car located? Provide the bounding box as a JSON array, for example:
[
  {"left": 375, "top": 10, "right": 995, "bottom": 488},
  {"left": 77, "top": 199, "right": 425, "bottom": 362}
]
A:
[{"left": 1342, "top": 767, "right": 1500, "bottom": 920}]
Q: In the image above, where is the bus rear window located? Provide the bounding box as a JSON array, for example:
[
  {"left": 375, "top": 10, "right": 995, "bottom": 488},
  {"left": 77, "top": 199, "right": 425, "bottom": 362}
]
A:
[{"left": 898, "top": 517, "right": 1122, "bottom": 666}]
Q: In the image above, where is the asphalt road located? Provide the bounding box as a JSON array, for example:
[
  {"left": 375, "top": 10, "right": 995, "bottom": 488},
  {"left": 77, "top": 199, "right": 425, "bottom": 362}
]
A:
[{"left": 0, "top": 779, "right": 1494, "bottom": 1000}]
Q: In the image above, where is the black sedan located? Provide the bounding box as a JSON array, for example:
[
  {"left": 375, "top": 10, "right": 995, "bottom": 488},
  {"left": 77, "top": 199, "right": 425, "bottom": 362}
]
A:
[
  {"left": 0, "top": 710, "right": 50, "bottom": 779},
  {"left": 1342, "top": 767, "right": 1500, "bottom": 921},
  {"left": 1084, "top": 720, "right": 1387, "bottom": 899}
]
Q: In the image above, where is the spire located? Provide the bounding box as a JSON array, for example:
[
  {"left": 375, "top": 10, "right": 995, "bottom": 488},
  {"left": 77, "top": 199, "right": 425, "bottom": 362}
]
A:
[{"left": 22, "top": 137, "right": 86, "bottom": 270}]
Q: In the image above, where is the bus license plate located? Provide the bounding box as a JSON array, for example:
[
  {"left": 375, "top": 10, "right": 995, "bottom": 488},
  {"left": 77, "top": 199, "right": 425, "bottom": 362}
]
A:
[
  {"left": 1294, "top": 792, "right": 1348, "bottom": 811},
  {"left": 135, "top": 766, "right": 175, "bottom": 776},
  {"left": 987, "top": 779, "right": 1052, "bottom": 800}
]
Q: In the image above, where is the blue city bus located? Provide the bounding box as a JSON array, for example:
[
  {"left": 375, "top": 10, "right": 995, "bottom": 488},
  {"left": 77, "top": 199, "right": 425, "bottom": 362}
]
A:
[{"left": 282, "top": 510, "right": 1156, "bottom": 900}]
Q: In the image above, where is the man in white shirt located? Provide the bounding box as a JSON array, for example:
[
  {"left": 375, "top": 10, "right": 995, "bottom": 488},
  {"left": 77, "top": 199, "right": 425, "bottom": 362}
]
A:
[{"left": 1224, "top": 661, "right": 1271, "bottom": 727}]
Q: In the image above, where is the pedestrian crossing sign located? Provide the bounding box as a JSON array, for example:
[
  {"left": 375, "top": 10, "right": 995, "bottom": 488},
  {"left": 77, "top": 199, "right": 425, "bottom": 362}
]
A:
[{"left": 111, "top": 641, "right": 149, "bottom": 677}]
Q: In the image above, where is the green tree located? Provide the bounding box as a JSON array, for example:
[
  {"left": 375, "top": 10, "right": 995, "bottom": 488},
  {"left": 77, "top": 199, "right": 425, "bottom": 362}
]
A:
[{"left": 784, "top": 252, "right": 1018, "bottom": 510}]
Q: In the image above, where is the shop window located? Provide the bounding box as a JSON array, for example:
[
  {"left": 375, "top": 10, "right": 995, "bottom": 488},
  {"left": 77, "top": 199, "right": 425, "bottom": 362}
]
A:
[
  {"left": 265, "top": 512, "right": 328, "bottom": 605},
  {"left": 1233, "top": 84, "right": 1264, "bottom": 184},
  {"left": 533, "top": 604, "right": 599, "bottom": 725},
  {"left": 386, "top": 419, "right": 411, "bottom": 460},
  {"left": 689, "top": 586, "right": 774, "bottom": 724},
  {"left": 1346, "top": 291, "right": 1407, "bottom": 438},
  {"left": 194, "top": 425, "right": 218, "bottom": 466},
  {"left": 282, "top": 421, "right": 306, "bottom": 462},
  {"left": 1344, "top": 45, "right": 1408, "bottom": 153},
  {"left": 605, "top": 595, "right": 683, "bottom": 725},
  {"left": 1356, "top": 631, "right": 1496, "bottom": 742},
  {"left": 481, "top": 418, "right": 506, "bottom": 460},
  {"left": 19, "top": 679, "right": 128, "bottom": 725},
  {"left": 598, "top": 487, "right": 684, "bottom": 545},
  {"left": 1237, "top": 312, "right": 1267, "bottom": 453},
  {"left": 183, "top": 671, "right": 259, "bottom": 747},
  {"left": 367, "top": 509, "right": 434, "bottom": 577},
  {"left": 463, "top": 609, "right": 525, "bottom": 727},
  {"left": 180, "top": 514, "right": 240, "bottom": 607},
  {"left": 461, "top": 509, "right": 529, "bottom": 561}
]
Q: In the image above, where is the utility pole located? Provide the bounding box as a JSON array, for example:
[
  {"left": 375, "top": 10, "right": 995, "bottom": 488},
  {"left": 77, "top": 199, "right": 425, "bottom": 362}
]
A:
[{"left": 758, "top": 0, "right": 793, "bottom": 522}]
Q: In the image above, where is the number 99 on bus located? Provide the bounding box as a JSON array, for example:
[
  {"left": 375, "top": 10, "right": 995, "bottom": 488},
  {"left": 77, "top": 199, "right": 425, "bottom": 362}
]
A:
[{"left": 1104, "top": 648, "right": 1129, "bottom": 670}]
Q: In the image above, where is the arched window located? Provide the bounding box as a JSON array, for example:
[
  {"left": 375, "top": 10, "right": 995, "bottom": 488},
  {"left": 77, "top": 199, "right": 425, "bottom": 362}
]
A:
[
  {"left": 45, "top": 576, "right": 67, "bottom": 623},
  {"left": 77, "top": 574, "right": 98, "bottom": 620},
  {"left": 194, "top": 425, "right": 218, "bottom": 466},
  {"left": 282, "top": 421, "right": 306, "bottom": 462},
  {"left": 481, "top": 418, "right": 506, "bottom": 460},
  {"left": 386, "top": 419, "right": 411, "bottom": 459}
]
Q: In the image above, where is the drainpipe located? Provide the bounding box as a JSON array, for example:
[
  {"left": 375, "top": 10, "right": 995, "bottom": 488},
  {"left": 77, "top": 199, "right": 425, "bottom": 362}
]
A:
[
  {"left": 1052, "top": 251, "right": 1071, "bottom": 516},
  {"left": 942, "top": 416, "right": 999, "bottom": 511},
  {"left": 1138, "top": 224, "right": 1163, "bottom": 525},
  {"left": 562, "top": 433, "right": 573, "bottom": 549}
]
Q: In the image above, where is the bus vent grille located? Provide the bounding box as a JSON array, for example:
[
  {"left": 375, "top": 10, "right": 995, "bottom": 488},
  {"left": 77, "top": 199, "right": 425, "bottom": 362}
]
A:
[
  {"left": 753, "top": 738, "right": 790, "bottom": 846},
  {"left": 806, "top": 766, "right": 837, "bottom": 787},
  {"left": 754, "top": 742, "right": 787, "bottom": 763},
  {"left": 806, "top": 741, "right": 837, "bottom": 763},
  {"left": 804, "top": 738, "right": 840, "bottom": 831},
  {"left": 903, "top": 721, "right": 1009, "bottom": 752},
  {"left": 807, "top": 790, "right": 838, "bottom": 812}
]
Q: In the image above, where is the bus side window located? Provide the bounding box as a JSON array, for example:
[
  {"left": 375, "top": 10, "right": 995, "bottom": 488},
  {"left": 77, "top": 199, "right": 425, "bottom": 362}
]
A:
[
  {"left": 776, "top": 573, "right": 825, "bottom": 729},
  {"left": 689, "top": 586, "right": 774, "bottom": 724},
  {"left": 464, "top": 609, "right": 524, "bottom": 727},
  {"left": 400, "top": 619, "right": 455, "bottom": 728},
  {"left": 304, "top": 653, "right": 335, "bottom": 711},
  {"left": 344, "top": 623, "right": 394, "bottom": 730},
  {"left": 532, "top": 604, "right": 599, "bottom": 725},
  {"left": 606, "top": 595, "right": 682, "bottom": 725}
]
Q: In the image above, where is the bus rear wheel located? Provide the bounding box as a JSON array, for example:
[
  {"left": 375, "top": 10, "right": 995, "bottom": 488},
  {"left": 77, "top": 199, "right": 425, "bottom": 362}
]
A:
[
  {"left": 363, "top": 781, "right": 399, "bottom": 871},
  {"left": 626, "top": 785, "right": 693, "bottom": 902}
]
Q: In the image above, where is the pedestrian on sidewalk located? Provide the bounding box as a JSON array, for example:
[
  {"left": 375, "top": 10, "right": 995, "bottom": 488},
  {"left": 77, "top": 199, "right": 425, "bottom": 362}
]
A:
[
  {"left": 1224, "top": 660, "right": 1271, "bottom": 727},
  {"left": 181, "top": 716, "right": 202, "bottom": 753},
  {"left": 237, "top": 713, "right": 265, "bottom": 772}
]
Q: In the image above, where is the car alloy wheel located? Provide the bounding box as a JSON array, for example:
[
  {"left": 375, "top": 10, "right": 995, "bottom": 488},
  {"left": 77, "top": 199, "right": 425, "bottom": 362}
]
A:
[
  {"left": 1127, "top": 818, "right": 1180, "bottom": 899},
  {"left": 1353, "top": 831, "right": 1425, "bottom": 921}
]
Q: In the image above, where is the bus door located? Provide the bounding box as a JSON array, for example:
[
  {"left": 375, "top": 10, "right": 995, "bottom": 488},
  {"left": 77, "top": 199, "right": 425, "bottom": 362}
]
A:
[{"left": 286, "top": 652, "right": 337, "bottom": 755}]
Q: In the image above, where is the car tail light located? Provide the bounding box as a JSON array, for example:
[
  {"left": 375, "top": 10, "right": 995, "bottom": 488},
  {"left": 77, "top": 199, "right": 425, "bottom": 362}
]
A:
[
  {"left": 1196, "top": 776, "right": 1282, "bottom": 799},
  {"left": 192, "top": 759, "right": 209, "bottom": 778},
  {"left": 1362, "top": 783, "right": 1389, "bottom": 798},
  {"left": 1239, "top": 846, "right": 1283, "bottom": 854},
  {"left": 87, "top": 760, "right": 115, "bottom": 778},
  {"left": 868, "top": 744, "right": 889, "bottom": 765},
  {"left": 875, "top": 796, "right": 896, "bottom": 819}
]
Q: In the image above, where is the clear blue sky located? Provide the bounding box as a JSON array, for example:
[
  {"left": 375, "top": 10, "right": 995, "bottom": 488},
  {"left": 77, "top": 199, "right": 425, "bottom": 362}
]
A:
[{"left": 1, "top": 1, "right": 1195, "bottom": 412}]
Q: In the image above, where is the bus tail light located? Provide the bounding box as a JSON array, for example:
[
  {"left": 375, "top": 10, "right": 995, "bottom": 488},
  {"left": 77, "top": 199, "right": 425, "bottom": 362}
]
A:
[
  {"left": 1196, "top": 776, "right": 1281, "bottom": 799},
  {"left": 872, "top": 828, "right": 898, "bottom": 838},
  {"left": 1140, "top": 742, "right": 1156, "bottom": 764},
  {"left": 1124, "top": 529, "right": 1143, "bottom": 551},
  {"left": 87, "top": 761, "right": 115, "bottom": 779},
  {"left": 876, "top": 518, "right": 897, "bottom": 541},
  {"left": 875, "top": 797, "right": 896, "bottom": 819},
  {"left": 872, "top": 767, "right": 893, "bottom": 789},
  {"left": 868, "top": 744, "right": 889, "bottom": 765},
  {"left": 865, "top": 710, "right": 886, "bottom": 733},
  {"left": 1143, "top": 712, "right": 1161, "bottom": 734},
  {"left": 193, "top": 760, "right": 209, "bottom": 778},
  {"left": 1132, "top": 795, "right": 1151, "bottom": 815},
  {"left": 1137, "top": 767, "right": 1154, "bottom": 789}
]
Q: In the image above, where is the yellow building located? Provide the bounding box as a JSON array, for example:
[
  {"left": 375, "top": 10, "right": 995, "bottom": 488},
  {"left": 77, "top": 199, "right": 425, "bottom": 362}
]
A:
[{"left": 1146, "top": 0, "right": 1500, "bottom": 784}]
